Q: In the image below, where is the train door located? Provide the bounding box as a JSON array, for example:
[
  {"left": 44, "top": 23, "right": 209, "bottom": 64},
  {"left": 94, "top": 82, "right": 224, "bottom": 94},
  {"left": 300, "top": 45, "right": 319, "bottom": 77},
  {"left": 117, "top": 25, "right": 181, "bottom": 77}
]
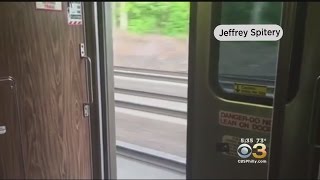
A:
[
  {"left": 268, "top": 2, "right": 320, "bottom": 179},
  {"left": 186, "top": 2, "right": 297, "bottom": 179},
  {"left": 0, "top": 2, "right": 93, "bottom": 179},
  {"left": 0, "top": 77, "right": 24, "bottom": 179}
]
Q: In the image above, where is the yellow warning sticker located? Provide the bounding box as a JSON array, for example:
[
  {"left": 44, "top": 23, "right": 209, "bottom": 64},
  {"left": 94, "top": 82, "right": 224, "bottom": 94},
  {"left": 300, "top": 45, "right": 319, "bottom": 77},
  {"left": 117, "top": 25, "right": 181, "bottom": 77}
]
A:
[{"left": 234, "top": 83, "right": 267, "bottom": 97}]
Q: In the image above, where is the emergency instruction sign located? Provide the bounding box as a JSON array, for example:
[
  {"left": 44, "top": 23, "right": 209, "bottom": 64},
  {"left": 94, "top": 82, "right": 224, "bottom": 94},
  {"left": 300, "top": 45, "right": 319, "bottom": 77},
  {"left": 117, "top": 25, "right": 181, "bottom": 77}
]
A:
[
  {"left": 234, "top": 83, "right": 267, "bottom": 97},
  {"left": 219, "top": 111, "right": 271, "bottom": 133},
  {"left": 36, "top": 2, "right": 62, "bottom": 11},
  {"left": 67, "top": 2, "right": 82, "bottom": 25}
]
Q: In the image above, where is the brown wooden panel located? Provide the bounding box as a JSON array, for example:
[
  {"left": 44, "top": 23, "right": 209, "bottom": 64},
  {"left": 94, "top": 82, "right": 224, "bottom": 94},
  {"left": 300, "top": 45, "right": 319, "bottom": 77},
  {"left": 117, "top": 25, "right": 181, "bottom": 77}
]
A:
[
  {"left": 0, "top": 2, "right": 92, "bottom": 179},
  {"left": 0, "top": 80, "right": 25, "bottom": 179}
]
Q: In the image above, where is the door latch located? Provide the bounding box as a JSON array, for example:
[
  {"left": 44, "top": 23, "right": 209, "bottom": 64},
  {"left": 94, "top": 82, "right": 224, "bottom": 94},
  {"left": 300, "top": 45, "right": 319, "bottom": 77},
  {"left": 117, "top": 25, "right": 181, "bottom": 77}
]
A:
[
  {"left": 80, "top": 43, "right": 86, "bottom": 57},
  {"left": 80, "top": 43, "right": 93, "bottom": 118},
  {"left": 0, "top": 126, "right": 6, "bottom": 135},
  {"left": 216, "top": 142, "right": 229, "bottom": 152},
  {"left": 83, "top": 104, "right": 90, "bottom": 117}
]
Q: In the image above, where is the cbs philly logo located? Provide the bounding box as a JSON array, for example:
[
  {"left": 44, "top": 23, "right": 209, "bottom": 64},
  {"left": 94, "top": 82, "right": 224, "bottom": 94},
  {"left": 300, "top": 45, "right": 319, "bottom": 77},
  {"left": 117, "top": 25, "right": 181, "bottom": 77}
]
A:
[{"left": 237, "top": 143, "right": 267, "bottom": 159}]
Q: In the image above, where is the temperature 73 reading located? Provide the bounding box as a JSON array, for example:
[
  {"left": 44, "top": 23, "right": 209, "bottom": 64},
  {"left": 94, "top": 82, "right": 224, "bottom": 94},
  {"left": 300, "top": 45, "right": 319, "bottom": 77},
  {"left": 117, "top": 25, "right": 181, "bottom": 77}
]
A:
[{"left": 256, "top": 138, "right": 267, "bottom": 144}]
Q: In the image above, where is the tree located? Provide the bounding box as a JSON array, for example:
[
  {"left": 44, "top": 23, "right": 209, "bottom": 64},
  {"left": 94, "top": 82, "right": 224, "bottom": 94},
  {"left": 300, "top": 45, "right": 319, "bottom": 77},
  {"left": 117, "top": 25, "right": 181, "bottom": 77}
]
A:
[
  {"left": 119, "top": 2, "right": 128, "bottom": 30},
  {"left": 113, "top": 2, "right": 190, "bottom": 37},
  {"left": 112, "top": 2, "right": 116, "bottom": 28}
]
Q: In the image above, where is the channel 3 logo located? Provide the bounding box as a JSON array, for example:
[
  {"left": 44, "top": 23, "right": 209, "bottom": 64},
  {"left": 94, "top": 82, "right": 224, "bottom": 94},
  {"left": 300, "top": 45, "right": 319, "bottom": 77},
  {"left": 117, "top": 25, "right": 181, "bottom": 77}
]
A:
[{"left": 237, "top": 143, "right": 267, "bottom": 159}]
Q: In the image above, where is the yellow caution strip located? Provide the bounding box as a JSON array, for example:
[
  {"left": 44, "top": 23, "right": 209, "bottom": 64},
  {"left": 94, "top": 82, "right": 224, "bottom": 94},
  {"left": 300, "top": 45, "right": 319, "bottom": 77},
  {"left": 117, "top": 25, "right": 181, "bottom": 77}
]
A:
[{"left": 234, "top": 83, "right": 267, "bottom": 97}]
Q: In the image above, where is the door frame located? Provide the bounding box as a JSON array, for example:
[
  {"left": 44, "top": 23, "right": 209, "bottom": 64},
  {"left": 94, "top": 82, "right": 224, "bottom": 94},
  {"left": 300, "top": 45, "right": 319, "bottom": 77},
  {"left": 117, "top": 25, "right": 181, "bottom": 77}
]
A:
[
  {"left": 84, "top": 2, "right": 117, "bottom": 179},
  {"left": 267, "top": 2, "right": 320, "bottom": 179},
  {"left": 186, "top": 2, "right": 197, "bottom": 179},
  {"left": 187, "top": 2, "right": 299, "bottom": 179},
  {"left": 268, "top": 2, "right": 308, "bottom": 179}
]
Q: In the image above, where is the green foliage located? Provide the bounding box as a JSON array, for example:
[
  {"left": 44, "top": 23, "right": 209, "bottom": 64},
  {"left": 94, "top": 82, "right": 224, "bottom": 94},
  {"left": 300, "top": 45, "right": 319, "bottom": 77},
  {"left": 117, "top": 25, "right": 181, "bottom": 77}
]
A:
[
  {"left": 115, "top": 2, "right": 190, "bottom": 37},
  {"left": 261, "top": 2, "right": 282, "bottom": 24},
  {"left": 114, "top": 2, "right": 282, "bottom": 37},
  {"left": 221, "top": 2, "right": 255, "bottom": 24},
  {"left": 221, "top": 2, "right": 282, "bottom": 47},
  {"left": 221, "top": 2, "right": 282, "bottom": 24}
]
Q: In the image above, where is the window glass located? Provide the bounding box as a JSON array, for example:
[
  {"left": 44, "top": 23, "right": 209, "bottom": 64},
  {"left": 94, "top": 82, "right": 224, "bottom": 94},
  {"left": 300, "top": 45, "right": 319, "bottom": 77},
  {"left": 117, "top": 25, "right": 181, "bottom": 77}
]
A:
[
  {"left": 218, "top": 2, "right": 282, "bottom": 98},
  {"left": 111, "top": 2, "right": 190, "bottom": 179}
]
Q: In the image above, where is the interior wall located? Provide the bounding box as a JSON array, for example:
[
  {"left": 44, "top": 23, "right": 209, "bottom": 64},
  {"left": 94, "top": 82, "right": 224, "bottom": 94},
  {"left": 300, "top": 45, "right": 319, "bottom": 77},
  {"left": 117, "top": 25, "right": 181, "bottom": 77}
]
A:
[{"left": 0, "top": 3, "right": 92, "bottom": 179}]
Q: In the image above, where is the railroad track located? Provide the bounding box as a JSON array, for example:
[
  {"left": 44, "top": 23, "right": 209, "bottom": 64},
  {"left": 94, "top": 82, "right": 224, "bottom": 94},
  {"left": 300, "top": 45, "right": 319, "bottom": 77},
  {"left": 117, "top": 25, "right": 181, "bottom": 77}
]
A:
[
  {"left": 116, "top": 141, "right": 186, "bottom": 174},
  {"left": 114, "top": 66, "right": 188, "bottom": 77},
  {"left": 114, "top": 66, "right": 275, "bottom": 119},
  {"left": 114, "top": 67, "right": 188, "bottom": 84},
  {"left": 113, "top": 66, "right": 275, "bottom": 173},
  {"left": 114, "top": 66, "right": 275, "bottom": 89}
]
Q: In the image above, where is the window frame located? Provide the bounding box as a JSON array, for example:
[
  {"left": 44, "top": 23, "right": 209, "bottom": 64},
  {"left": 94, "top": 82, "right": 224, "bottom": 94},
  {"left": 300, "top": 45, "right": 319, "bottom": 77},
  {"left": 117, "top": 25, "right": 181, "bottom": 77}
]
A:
[{"left": 208, "top": 2, "right": 286, "bottom": 106}]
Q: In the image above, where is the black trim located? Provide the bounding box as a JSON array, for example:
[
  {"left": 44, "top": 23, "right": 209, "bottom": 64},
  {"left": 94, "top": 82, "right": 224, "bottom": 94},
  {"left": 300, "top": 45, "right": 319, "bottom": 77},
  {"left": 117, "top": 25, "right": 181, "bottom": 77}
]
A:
[
  {"left": 286, "top": 4, "right": 307, "bottom": 103},
  {"left": 83, "top": 2, "right": 101, "bottom": 179},
  {"left": 186, "top": 2, "right": 197, "bottom": 179},
  {"left": 97, "top": 2, "right": 110, "bottom": 178},
  {"left": 268, "top": 2, "right": 308, "bottom": 179}
]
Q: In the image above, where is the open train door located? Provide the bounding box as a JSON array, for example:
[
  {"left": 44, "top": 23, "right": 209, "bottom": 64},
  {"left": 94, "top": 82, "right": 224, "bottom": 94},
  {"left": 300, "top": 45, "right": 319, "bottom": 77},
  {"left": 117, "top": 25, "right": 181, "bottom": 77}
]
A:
[
  {"left": 186, "top": 2, "right": 302, "bottom": 179},
  {"left": 0, "top": 2, "right": 95, "bottom": 179},
  {"left": 268, "top": 2, "right": 320, "bottom": 179}
]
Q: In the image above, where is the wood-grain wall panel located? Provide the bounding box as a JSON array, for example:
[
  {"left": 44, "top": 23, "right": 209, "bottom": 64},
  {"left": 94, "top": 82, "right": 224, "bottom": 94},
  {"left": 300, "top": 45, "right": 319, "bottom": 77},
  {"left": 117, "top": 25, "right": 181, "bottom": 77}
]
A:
[
  {"left": 0, "top": 2, "right": 92, "bottom": 179},
  {"left": 0, "top": 80, "right": 25, "bottom": 179}
]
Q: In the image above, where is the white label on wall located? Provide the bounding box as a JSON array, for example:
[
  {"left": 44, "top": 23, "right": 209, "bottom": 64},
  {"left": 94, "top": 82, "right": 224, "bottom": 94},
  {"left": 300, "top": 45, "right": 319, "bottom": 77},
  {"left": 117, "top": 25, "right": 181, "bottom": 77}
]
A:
[
  {"left": 67, "top": 2, "right": 82, "bottom": 25},
  {"left": 36, "top": 2, "right": 62, "bottom": 11}
]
